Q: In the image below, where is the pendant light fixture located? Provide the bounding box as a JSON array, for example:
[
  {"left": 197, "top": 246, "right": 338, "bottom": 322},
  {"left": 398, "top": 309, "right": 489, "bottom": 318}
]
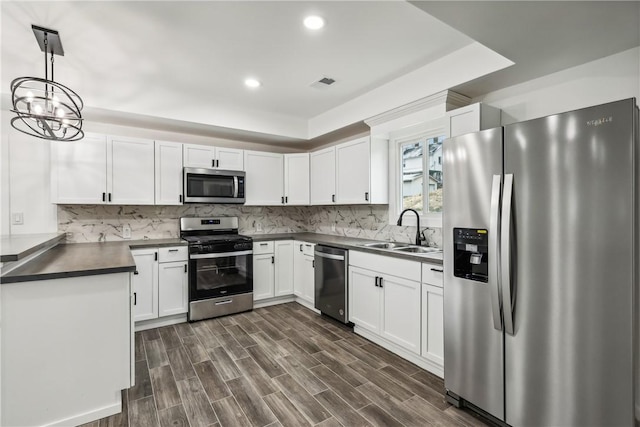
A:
[{"left": 10, "top": 25, "right": 84, "bottom": 141}]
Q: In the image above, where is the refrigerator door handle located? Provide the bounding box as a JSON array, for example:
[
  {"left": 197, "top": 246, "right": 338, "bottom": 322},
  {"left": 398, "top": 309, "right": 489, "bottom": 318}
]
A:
[
  {"left": 489, "top": 174, "right": 503, "bottom": 331},
  {"left": 501, "top": 173, "right": 515, "bottom": 335}
]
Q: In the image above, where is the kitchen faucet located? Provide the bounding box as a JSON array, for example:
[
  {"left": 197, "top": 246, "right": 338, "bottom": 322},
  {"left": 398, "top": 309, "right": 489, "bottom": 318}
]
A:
[{"left": 396, "top": 208, "right": 423, "bottom": 246}]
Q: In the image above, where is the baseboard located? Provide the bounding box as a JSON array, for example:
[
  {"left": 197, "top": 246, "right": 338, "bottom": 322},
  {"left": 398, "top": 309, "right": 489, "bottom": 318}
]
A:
[
  {"left": 135, "top": 314, "right": 187, "bottom": 331},
  {"left": 354, "top": 325, "right": 444, "bottom": 378},
  {"left": 294, "top": 297, "right": 320, "bottom": 313},
  {"left": 47, "top": 395, "right": 121, "bottom": 427},
  {"left": 254, "top": 295, "right": 295, "bottom": 308}
]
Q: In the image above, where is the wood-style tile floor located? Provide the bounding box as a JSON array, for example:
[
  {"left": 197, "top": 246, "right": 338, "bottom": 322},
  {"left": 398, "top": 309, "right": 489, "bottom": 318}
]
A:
[{"left": 81, "top": 302, "right": 488, "bottom": 427}]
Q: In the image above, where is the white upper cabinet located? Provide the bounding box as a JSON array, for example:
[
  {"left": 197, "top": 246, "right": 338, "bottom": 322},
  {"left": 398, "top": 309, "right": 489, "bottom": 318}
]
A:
[
  {"left": 51, "top": 133, "right": 108, "bottom": 204},
  {"left": 216, "top": 147, "right": 244, "bottom": 171},
  {"left": 155, "top": 140, "right": 183, "bottom": 205},
  {"left": 446, "top": 102, "right": 501, "bottom": 138},
  {"left": 107, "top": 136, "right": 155, "bottom": 205},
  {"left": 244, "top": 151, "right": 284, "bottom": 206},
  {"left": 310, "top": 146, "right": 336, "bottom": 205},
  {"left": 284, "top": 153, "right": 310, "bottom": 205},
  {"left": 336, "top": 137, "right": 370, "bottom": 204},
  {"left": 310, "top": 136, "right": 388, "bottom": 206},
  {"left": 183, "top": 144, "right": 244, "bottom": 171},
  {"left": 52, "top": 134, "right": 155, "bottom": 205}
]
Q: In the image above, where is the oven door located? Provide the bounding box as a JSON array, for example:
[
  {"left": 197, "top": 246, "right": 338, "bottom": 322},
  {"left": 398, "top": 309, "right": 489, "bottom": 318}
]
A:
[
  {"left": 189, "top": 250, "right": 253, "bottom": 300},
  {"left": 183, "top": 167, "right": 245, "bottom": 204}
]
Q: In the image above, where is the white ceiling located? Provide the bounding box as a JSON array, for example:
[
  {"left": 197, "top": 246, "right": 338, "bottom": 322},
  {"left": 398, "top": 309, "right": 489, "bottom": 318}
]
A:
[
  {"left": 2, "top": 1, "right": 639, "bottom": 145},
  {"left": 1, "top": 1, "right": 477, "bottom": 141}
]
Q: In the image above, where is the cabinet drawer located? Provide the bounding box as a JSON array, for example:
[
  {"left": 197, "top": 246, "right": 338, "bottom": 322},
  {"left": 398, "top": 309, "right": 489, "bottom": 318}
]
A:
[
  {"left": 158, "top": 246, "right": 188, "bottom": 263},
  {"left": 302, "top": 242, "right": 315, "bottom": 257},
  {"left": 349, "top": 251, "right": 421, "bottom": 282},
  {"left": 253, "top": 241, "right": 274, "bottom": 255},
  {"left": 422, "top": 263, "right": 444, "bottom": 288}
]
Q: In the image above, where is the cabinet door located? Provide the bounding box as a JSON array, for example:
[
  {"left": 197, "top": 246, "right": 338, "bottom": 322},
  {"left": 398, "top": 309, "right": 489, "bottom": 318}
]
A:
[
  {"left": 253, "top": 253, "right": 275, "bottom": 300},
  {"left": 348, "top": 266, "right": 381, "bottom": 332},
  {"left": 274, "top": 241, "right": 294, "bottom": 296},
  {"left": 381, "top": 275, "right": 421, "bottom": 354},
  {"left": 158, "top": 261, "right": 188, "bottom": 316},
  {"left": 107, "top": 136, "right": 155, "bottom": 205},
  {"left": 51, "top": 134, "right": 107, "bottom": 204},
  {"left": 302, "top": 255, "right": 315, "bottom": 304},
  {"left": 293, "top": 242, "right": 305, "bottom": 297},
  {"left": 336, "top": 137, "right": 370, "bottom": 204},
  {"left": 244, "top": 151, "right": 284, "bottom": 206},
  {"left": 183, "top": 144, "right": 216, "bottom": 168},
  {"left": 284, "top": 153, "right": 310, "bottom": 205},
  {"left": 132, "top": 249, "right": 158, "bottom": 321},
  {"left": 310, "top": 147, "right": 336, "bottom": 205},
  {"left": 155, "top": 140, "right": 183, "bottom": 205},
  {"left": 422, "top": 284, "right": 444, "bottom": 365},
  {"left": 215, "top": 147, "right": 244, "bottom": 171}
]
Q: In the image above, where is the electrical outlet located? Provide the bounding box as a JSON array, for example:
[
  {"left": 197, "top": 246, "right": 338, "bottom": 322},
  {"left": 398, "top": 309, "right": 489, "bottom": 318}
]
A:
[
  {"left": 256, "top": 222, "right": 263, "bottom": 232},
  {"left": 123, "top": 225, "right": 132, "bottom": 239},
  {"left": 331, "top": 223, "right": 336, "bottom": 232},
  {"left": 12, "top": 212, "right": 23, "bottom": 225}
]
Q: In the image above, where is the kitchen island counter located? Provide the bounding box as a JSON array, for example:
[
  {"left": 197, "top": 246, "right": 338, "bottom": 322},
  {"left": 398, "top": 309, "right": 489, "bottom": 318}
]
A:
[{"left": 1, "top": 238, "right": 187, "bottom": 284}]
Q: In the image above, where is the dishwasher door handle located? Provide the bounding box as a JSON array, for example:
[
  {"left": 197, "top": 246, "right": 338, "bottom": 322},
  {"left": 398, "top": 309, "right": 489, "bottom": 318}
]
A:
[{"left": 314, "top": 251, "right": 345, "bottom": 261}]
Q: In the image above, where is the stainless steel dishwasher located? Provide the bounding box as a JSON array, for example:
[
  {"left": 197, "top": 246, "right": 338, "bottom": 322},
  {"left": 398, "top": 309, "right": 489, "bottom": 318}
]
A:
[{"left": 314, "top": 245, "right": 348, "bottom": 323}]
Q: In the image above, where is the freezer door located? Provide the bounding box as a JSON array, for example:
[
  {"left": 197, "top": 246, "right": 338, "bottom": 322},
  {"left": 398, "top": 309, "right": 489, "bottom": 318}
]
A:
[
  {"left": 503, "top": 99, "right": 636, "bottom": 426},
  {"left": 443, "top": 127, "right": 504, "bottom": 420}
]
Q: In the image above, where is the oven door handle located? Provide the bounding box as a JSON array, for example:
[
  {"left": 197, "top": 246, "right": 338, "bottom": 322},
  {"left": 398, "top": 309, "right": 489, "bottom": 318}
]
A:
[{"left": 190, "top": 250, "right": 253, "bottom": 259}]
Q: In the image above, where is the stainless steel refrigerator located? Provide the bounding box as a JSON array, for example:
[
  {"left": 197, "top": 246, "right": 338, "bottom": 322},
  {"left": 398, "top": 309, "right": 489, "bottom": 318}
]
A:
[{"left": 443, "top": 98, "right": 637, "bottom": 426}]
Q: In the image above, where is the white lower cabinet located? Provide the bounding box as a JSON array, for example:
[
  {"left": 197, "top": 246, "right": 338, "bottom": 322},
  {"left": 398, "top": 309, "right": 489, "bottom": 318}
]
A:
[
  {"left": 421, "top": 262, "right": 444, "bottom": 366},
  {"left": 293, "top": 241, "right": 315, "bottom": 306},
  {"left": 348, "top": 251, "right": 445, "bottom": 376},
  {"left": 348, "top": 251, "right": 421, "bottom": 354},
  {"left": 253, "top": 253, "right": 275, "bottom": 300},
  {"left": 274, "top": 241, "right": 294, "bottom": 296},
  {"left": 380, "top": 275, "right": 421, "bottom": 354},
  {"left": 158, "top": 261, "right": 188, "bottom": 316},
  {"left": 131, "top": 249, "right": 158, "bottom": 322},
  {"left": 253, "top": 240, "right": 294, "bottom": 301},
  {"left": 131, "top": 246, "right": 188, "bottom": 323}
]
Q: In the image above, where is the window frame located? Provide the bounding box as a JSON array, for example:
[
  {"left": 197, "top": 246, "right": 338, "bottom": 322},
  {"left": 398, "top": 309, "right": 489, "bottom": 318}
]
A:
[{"left": 388, "top": 118, "right": 447, "bottom": 228}]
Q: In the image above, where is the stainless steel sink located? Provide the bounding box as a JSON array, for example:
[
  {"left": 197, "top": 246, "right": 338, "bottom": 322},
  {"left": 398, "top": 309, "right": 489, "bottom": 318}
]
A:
[
  {"left": 360, "top": 242, "right": 409, "bottom": 250},
  {"left": 393, "top": 246, "right": 442, "bottom": 254}
]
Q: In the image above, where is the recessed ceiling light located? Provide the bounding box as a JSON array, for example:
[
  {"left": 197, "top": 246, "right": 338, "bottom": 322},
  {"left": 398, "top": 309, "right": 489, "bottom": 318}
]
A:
[
  {"left": 304, "top": 16, "right": 325, "bottom": 30},
  {"left": 244, "top": 78, "right": 261, "bottom": 88}
]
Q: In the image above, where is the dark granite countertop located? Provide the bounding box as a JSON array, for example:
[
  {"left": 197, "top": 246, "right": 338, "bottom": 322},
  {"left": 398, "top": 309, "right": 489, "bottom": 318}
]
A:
[
  {"left": 247, "top": 232, "right": 443, "bottom": 265},
  {"left": 0, "top": 233, "right": 66, "bottom": 262},
  {"left": 1, "top": 238, "right": 187, "bottom": 284}
]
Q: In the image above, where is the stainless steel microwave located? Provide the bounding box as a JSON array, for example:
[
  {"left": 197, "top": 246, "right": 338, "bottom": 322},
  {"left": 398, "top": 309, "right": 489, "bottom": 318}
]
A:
[{"left": 183, "top": 168, "right": 245, "bottom": 204}]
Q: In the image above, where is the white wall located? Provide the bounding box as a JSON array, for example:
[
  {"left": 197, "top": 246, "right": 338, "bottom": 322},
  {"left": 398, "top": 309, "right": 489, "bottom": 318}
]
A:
[{"left": 474, "top": 47, "right": 640, "bottom": 124}]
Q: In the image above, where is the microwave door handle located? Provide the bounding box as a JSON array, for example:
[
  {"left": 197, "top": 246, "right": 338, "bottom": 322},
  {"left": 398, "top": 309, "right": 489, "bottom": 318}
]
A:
[{"left": 233, "top": 176, "right": 239, "bottom": 198}]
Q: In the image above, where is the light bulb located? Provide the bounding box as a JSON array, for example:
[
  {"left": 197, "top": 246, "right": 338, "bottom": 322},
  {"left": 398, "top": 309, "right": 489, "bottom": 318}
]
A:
[
  {"left": 33, "top": 104, "right": 43, "bottom": 115},
  {"left": 52, "top": 96, "right": 60, "bottom": 107},
  {"left": 61, "top": 118, "right": 69, "bottom": 128},
  {"left": 244, "top": 78, "right": 261, "bottom": 88},
  {"left": 26, "top": 91, "right": 34, "bottom": 103},
  {"left": 55, "top": 108, "right": 66, "bottom": 118},
  {"left": 304, "top": 16, "right": 325, "bottom": 30}
]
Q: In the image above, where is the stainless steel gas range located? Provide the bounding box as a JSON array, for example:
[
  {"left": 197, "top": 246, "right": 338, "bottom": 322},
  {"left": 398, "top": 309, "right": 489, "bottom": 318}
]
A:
[{"left": 180, "top": 217, "right": 253, "bottom": 322}]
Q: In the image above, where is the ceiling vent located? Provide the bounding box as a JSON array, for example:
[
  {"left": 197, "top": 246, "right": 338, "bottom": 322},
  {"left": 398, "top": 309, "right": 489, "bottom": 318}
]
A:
[{"left": 310, "top": 76, "right": 336, "bottom": 90}]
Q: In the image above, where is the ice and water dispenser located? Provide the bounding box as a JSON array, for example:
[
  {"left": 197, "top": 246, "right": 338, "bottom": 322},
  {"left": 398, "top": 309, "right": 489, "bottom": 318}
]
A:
[{"left": 453, "top": 228, "right": 489, "bottom": 282}]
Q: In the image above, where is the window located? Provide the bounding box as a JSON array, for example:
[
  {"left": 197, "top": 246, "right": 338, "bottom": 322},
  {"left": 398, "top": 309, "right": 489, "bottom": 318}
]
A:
[{"left": 400, "top": 134, "right": 445, "bottom": 215}]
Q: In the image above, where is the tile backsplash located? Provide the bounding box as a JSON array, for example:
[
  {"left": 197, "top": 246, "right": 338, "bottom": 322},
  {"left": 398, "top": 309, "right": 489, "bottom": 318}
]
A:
[{"left": 58, "top": 204, "right": 442, "bottom": 247}]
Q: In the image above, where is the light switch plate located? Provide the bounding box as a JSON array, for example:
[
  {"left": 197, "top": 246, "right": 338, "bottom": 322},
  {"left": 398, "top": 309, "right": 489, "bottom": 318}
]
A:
[
  {"left": 12, "top": 212, "right": 23, "bottom": 225},
  {"left": 256, "top": 222, "right": 263, "bottom": 232}
]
